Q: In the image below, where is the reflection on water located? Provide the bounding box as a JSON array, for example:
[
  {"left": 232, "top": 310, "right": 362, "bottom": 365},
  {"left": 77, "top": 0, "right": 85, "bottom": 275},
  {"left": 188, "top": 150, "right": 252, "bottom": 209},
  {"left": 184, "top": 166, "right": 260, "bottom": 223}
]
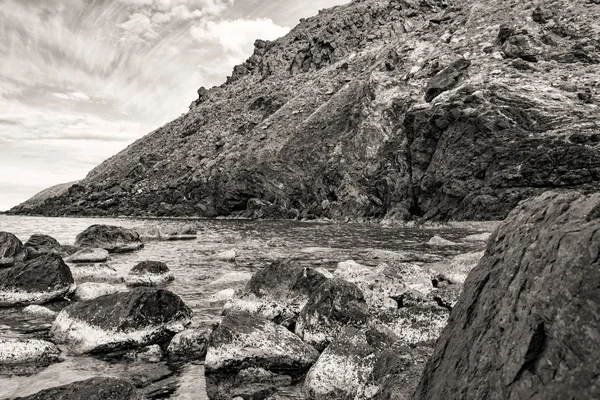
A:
[{"left": 0, "top": 215, "right": 488, "bottom": 399}]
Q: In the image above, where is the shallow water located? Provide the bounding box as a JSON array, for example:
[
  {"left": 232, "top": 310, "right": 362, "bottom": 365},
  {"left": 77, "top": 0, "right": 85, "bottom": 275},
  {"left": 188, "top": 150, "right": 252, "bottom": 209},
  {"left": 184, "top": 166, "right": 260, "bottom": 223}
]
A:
[{"left": 0, "top": 215, "right": 489, "bottom": 399}]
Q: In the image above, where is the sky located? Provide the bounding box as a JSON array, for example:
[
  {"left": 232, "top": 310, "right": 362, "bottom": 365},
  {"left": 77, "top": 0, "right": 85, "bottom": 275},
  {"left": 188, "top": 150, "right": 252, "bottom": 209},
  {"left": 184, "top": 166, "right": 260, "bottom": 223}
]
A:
[{"left": 0, "top": 0, "right": 350, "bottom": 211}]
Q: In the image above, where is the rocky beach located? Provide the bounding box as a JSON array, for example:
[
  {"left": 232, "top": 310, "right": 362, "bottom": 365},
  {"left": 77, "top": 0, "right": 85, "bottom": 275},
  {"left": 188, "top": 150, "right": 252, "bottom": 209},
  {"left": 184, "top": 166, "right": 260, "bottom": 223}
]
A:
[{"left": 1, "top": 0, "right": 599, "bottom": 398}]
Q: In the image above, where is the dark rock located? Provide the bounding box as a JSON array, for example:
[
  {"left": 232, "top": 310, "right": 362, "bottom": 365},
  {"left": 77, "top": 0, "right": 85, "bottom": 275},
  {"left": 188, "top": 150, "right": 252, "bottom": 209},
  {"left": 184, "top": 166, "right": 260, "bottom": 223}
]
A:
[
  {"left": 51, "top": 288, "right": 192, "bottom": 354},
  {"left": 17, "top": 377, "right": 143, "bottom": 400},
  {"left": 502, "top": 33, "right": 541, "bottom": 62},
  {"left": 413, "top": 191, "right": 600, "bottom": 400},
  {"left": 532, "top": 6, "right": 553, "bottom": 24},
  {"left": 497, "top": 24, "right": 515, "bottom": 43},
  {"left": 205, "top": 313, "right": 319, "bottom": 400},
  {"left": 578, "top": 88, "right": 593, "bottom": 103},
  {"left": 0, "top": 253, "right": 75, "bottom": 306},
  {"left": 125, "top": 261, "right": 174, "bottom": 287},
  {"left": 295, "top": 278, "right": 370, "bottom": 351},
  {"left": 224, "top": 260, "right": 329, "bottom": 327},
  {"left": 0, "top": 231, "right": 24, "bottom": 267},
  {"left": 24, "top": 234, "right": 61, "bottom": 253},
  {"left": 166, "top": 328, "right": 211, "bottom": 361},
  {"left": 424, "top": 58, "right": 471, "bottom": 102},
  {"left": 74, "top": 225, "right": 143, "bottom": 253}
]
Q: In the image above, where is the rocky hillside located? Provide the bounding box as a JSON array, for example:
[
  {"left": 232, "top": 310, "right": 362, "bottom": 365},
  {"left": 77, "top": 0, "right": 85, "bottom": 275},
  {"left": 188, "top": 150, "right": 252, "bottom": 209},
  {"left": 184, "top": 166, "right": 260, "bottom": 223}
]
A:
[
  {"left": 11, "top": 181, "right": 78, "bottom": 212},
  {"left": 11, "top": 0, "right": 600, "bottom": 221}
]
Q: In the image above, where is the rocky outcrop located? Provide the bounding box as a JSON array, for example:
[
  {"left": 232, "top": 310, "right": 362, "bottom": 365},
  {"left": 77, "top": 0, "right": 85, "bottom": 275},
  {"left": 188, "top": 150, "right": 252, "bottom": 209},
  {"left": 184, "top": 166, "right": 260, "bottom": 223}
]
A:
[
  {"left": 17, "top": 377, "right": 143, "bottom": 400},
  {"left": 295, "top": 278, "right": 370, "bottom": 351},
  {"left": 74, "top": 225, "right": 143, "bottom": 253},
  {"left": 224, "top": 260, "right": 328, "bottom": 327},
  {"left": 51, "top": 288, "right": 191, "bottom": 354},
  {"left": 413, "top": 191, "right": 600, "bottom": 400},
  {"left": 0, "top": 253, "right": 75, "bottom": 306},
  {"left": 10, "top": 0, "right": 599, "bottom": 222},
  {"left": 205, "top": 312, "right": 319, "bottom": 400},
  {"left": 0, "top": 231, "right": 25, "bottom": 266},
  {"left": 125, "top": 261, "right": 174, "bottom": 287}
]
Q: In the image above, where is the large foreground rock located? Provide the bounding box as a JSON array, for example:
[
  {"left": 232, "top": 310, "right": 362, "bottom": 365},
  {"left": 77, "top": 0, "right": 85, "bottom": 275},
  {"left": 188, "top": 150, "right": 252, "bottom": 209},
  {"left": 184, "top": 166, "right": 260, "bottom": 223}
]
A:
[
  {"left": 0, "top": 253, "right": 75, "bottom": 306},
  {"left": 224, "top": 260, "right": 328, "bottom": 327},
  {"left": 414, "top": 192, "right": 600, "bottom": 400},
  {"left": 0, "top": 231, "right": 25, "bottom": 266},
  {"left": 205, "top": 313, "right": 319, "bottom": 400},
  {"left": 51, "top": 288, "right": 192, "bottom": 354},
  {"left": 18, "top": 377, "right": 143, "bottom": 400},
  {"left": 23, "top": 234, "right": 61, "bottom": 253},
  {"left": 74, "top": 225, "right": 143, "bottom": 253}
]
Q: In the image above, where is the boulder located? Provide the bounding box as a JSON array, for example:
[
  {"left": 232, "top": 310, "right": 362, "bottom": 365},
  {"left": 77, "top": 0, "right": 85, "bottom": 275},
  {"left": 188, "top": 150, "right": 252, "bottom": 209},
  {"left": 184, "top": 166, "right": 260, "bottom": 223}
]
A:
[
  {"left": 51, "top": 288, "right": 192, "bottom": 354},
  {"left": 23, "top": 234, "right": 61, "bottom": 253},
  {"left": 166, "top": 327, "right": 211, "bottom": 361},
  {"left": 70, "top": 263, "right": 123, "bottom": 284},
  {"left": 125, "top": 344, "right": 163, "bottom": 363},
  {"left": 206, "top": 313, "right": 319, "bottom": 400},
  {"left": 424, "top": 58, "right": 471, "bottom": 102},
  {"left": 73, "top": 282, "right": 121, "bottom": 301},
  {"left": 413, "top": 192, "right": 600, "bottom": 400},
  {"left": 0, "top": 338, "right": 60, "bottom": 367},
  {"left": 214, "top": 249, "right": 237, "bottom": 262},
  {"left": 334, "top": 261, "right": 433, "bottom": 310},
  {"left": 296, "top": 278, "right": 370, "bottom": 351},
  {"left": 125, "top": 261, "right": 174, "bottom": 287},
  {"left": 224, "top": 260, "right": 328, "bottom": 327},
  {"left": 65, "top": 248, "right": 109, "bottom": 263},
  {"left": 18, "top": 377, "right": 143, "bottom": 400},
  {"left": 0, "top": 231, "right": 24, "bottom": 266},
  {"left": 74, "top": 225, "right": 143, "bottom": 253},
  {"left": 0, "top": 253, "right": 75, "bottom": 306},
  {"left": 23, "top": 305, "right": 58, "bottom": 318}
]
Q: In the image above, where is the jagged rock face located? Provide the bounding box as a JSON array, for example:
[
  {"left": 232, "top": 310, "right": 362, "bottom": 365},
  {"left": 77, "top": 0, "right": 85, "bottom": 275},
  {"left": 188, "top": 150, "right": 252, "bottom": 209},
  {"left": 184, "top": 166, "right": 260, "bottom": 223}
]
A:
[
  {"left": 74, "top": 225, "right": 143, "bottom": 253},
  {"left": 51, "top": 288, "right": 192, "bottom": 354},
  {"left": 0, "top": 253, "right": 75, "bottom": 306},
  {"left": 18, "top": 377, "right": 143, "bottom": 400},
  {"left": 413, "top": 191, "right": 600, "bottom": 400},
  {"left": 10, "top": 0, "right": 600, "bottom": 222}
]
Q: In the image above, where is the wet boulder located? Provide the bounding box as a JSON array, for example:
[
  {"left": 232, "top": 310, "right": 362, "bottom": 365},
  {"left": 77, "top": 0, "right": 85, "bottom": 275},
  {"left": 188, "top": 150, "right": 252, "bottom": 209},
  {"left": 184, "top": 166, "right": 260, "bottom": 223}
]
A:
[
  {"left": 18, "top": 377, "right": 143, "bottom": 400},
  {"left": 414, "top": 192, "right": 600, "bottom": 400},
  {"left": 424, "top": 58, "right": 470, "bottom": 102},
  {"left": 295, "top": 278, "right": 370, "bottom": 351},
  {"left": 23, "top": 234, "right": 61, "bottom": 254},
  {"left": 23, "top": 305, "right": 57, "bottom": 318},
  {"left": 51, "top": 288, "right": 192, "bottom": 354},
  {"left": 0, "top": 253, "right": 75, "bottom": 306},
  {"left": 205, "top": 313, "right": 319, "bottom": 400},
  {"left": 64, "top": 248, "right": 109, "bottom": 263},
  {"left": 0, "top": 338, "right": 60, "bottom": 368},
  {"left": 0, "top": 231, "right": 25, "bottom": 267},
  {"left": 167, "top": 327, "right": 211, "bottom": 361},
  {"left": 125, "top": 261, "right": 174, "bottom": 287},
  {"left": 70, "top": 263, "right": 123, "bottom": 284},
  {"left": 224, "top": 260, "right": 329, "bottom": 327},
  {"left": 73, "top": 282, "right": 121, "bottom": 301},
  {"left": 74, "top": 225, "right": 143, "bottom": 253}
]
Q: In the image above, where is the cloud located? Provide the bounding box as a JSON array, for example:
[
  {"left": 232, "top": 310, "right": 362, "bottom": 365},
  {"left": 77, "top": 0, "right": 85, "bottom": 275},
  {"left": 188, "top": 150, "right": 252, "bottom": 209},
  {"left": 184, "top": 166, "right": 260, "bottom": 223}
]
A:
[
  {"left": 52, "top": 92, "right": 91, "bottom": 101},
  {"left": 191, "top": 18, "right": 289, "bottom": 59}
]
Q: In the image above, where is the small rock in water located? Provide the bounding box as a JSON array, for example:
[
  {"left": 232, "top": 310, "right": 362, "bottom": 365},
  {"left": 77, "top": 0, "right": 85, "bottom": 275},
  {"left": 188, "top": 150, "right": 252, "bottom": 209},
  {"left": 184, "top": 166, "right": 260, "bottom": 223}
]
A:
[
  {"left": 70, "top": 263, "right": 123, "bottom": 284},
  {"left": 427, "top": 235, "right": 457, "bottom": 246},
  {"left": 125, "top": 261, "right": 174, "bottom": 287},
  {"left": 208, "top": 271, "right": 253, "bottom": 287},
  {"left": 51, "top": 288, "right": 192, "bottom": 354},
  {"left": 126, "top": 344, "right": 163, "bottom": 363},
  {"left": 209, "top": 288, "right": 236, "bottom": 302},
  {"left": 73, "top": 282, "right": 121, "bottom": 301},
  {"left": 74, "top": 225, "right": 143, "bottom": 253},
  {"left": 214, "top": 249, "right": 237, "bottom": 262},
  {"left": 0, "top": 231, "right": 25, "bottom": 267},
  {"left": 17, "top": 377, "right": 143, "bottom": 400},
  {"left": 205, "top": 313, "right": 319, "bottom": 400},
  {"left": 161, "top": 224, "right": 197, "bottom": 241},
  {"left": 0, "top": 253, "right": 75, "bottom": 306},
  {"left": 167, "top": 328, "right": 211, "bottom": 361},
  {"left": 23, "top": 305, "right": 57, "bottom": 318},
  {"left": 462, "top": 232, "right": 492, "bottom": 242},
  {"left": 65, "top": 248, "right": 109, "bottom": 263},
  {"left": 295, "top": 278, "right": 370, "bottom": 351},
  {"left": 0, "top": 338, "right": 60, "bottom": 367}
]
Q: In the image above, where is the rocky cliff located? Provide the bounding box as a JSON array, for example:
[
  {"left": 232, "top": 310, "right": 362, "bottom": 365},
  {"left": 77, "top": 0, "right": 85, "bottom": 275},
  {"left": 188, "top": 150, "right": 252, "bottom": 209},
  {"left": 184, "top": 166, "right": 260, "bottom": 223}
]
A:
[{"left": 10, "top": 0, "right": 600, "bottom": 221}]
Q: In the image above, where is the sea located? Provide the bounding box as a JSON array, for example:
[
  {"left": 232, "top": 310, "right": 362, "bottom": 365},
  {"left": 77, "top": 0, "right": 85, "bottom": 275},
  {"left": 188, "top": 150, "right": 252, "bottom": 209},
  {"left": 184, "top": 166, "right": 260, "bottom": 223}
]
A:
[{"left": 0, "top": 214, "right": 491, "bottom": 399}]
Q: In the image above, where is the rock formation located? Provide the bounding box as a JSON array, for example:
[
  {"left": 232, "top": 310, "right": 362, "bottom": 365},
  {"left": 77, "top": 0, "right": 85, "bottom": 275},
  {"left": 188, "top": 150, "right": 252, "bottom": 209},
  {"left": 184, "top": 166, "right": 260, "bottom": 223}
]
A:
[
  {"left": 413, "top": 191, "right": 600, "bottom": 400},
  {"left": 74, "top": 225, "right": 143, "bottom": 253},
  {"left": 8, "top": 0, "right": 599, "bottom": 222}
]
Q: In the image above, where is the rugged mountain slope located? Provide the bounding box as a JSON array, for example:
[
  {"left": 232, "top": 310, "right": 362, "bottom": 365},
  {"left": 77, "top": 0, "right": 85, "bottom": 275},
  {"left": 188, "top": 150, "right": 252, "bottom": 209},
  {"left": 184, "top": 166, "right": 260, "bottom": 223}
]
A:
[
  {"left": 11, "top": 181, "right": 79, "bottom": 212},
  {"left": 11, "top": 0, "right": 600, "bottom": 221}
]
